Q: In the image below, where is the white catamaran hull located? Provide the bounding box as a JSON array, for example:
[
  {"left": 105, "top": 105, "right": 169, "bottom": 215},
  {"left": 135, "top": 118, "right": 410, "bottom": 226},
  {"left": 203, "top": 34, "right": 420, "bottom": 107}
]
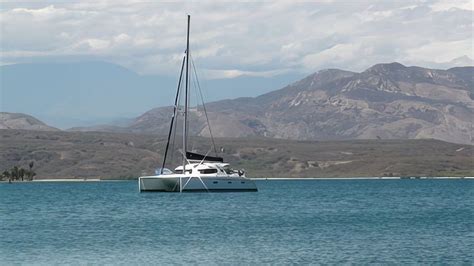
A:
[{"left": 139, "top": 175, "right": 258, "bottom": 192}]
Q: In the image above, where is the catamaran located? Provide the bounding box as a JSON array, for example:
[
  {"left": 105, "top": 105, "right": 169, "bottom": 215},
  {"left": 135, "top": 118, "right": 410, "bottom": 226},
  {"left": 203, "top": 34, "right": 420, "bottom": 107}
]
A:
[{"left": 138, "top": 15, "right": 258, "bottom": 192}]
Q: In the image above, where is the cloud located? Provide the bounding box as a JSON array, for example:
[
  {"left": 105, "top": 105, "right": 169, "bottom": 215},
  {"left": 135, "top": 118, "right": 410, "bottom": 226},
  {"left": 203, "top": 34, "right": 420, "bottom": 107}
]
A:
[
  {"left": 1, "top": 0, "right": 473, "bottom": 77},
  {"left": 302, "top": 43, "right": 361, "bottom": 70},
  {"left": 202, "top": 68, "right": 292, "bottom": 79},
  {"left": 429, "top": 0, "right": 474, "bottom": 11},
  {"left": 405, "top": 39, "right": 474, "bottom": 63}
]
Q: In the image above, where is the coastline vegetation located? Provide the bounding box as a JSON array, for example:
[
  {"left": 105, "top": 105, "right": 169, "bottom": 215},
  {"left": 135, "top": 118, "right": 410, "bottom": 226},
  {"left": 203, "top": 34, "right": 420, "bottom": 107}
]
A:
[
  {"left": 1, "top": 161, "right": 36, "bottom": 182},
  {"left": 1, "top": 129, "right": 473, "bottom": 180}
]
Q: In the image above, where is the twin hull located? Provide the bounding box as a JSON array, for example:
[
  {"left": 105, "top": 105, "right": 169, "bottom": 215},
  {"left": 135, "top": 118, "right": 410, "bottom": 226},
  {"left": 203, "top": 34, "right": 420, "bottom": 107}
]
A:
[{"left": 139, "top": 175, "right": 258, "bottom": 192}]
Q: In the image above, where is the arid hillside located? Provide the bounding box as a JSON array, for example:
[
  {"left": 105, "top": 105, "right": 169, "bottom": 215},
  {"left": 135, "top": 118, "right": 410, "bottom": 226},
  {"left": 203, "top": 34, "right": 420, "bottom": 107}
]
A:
[
  {"left": 1, "top": 129, "right": 472, "bottom": 179},
  {"left": 0, "top": 112, "right": 59, "bottom": 131}
]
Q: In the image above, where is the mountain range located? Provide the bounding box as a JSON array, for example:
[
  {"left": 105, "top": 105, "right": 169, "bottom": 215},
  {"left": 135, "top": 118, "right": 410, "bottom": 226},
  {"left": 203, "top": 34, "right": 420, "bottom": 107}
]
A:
[
  {"left": 71, "top": 62, "right": 474, "bottom": 145},
  {"left": 0, "top": 62, "right": 301, "bottom": 128},
  {"left": 2, "top": 61, "right": 473, "bottom": 179}
]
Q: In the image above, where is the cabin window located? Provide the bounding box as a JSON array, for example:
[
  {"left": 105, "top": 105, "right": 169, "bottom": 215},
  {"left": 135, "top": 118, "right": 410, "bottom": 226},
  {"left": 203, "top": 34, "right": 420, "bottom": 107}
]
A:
[
  {"left": 199, "top": 169, "right": 218, "bottom": 174},
  {"left": 228, "top": 181, "right": 232, "bottom": 184},
  {"left": 241, "top": 181, "right": 245, "bottom": 184},
  {"left": 213, "top": 181, "right": 218, "bottom": 184}
]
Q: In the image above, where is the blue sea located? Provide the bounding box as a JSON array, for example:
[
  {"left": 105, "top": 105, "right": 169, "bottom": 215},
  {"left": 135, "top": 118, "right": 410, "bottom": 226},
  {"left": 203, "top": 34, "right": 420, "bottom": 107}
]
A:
[{"left": 1, "top": 180, "right": 473, "bottom": 264}]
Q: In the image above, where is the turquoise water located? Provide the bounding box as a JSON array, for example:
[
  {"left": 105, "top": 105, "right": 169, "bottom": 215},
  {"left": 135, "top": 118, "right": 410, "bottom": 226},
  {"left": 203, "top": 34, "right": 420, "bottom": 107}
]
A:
[{"left": 1, "top": 180, "right": 473, "bottom": 264}]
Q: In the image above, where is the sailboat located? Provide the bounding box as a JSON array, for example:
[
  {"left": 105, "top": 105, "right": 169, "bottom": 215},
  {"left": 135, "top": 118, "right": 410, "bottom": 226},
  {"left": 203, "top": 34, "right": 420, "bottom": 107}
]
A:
[{"left": 138, "top": 15, "right": 258, "bottom": 192}]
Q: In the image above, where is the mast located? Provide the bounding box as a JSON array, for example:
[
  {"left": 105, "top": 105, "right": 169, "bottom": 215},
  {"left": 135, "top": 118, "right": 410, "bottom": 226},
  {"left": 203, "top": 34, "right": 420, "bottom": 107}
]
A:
[
  {"left": 161, "top": 54, "right": 185, "bottom": 174},
  {"left": 182, "top": 15, "right": 190, "bottom": 178}
]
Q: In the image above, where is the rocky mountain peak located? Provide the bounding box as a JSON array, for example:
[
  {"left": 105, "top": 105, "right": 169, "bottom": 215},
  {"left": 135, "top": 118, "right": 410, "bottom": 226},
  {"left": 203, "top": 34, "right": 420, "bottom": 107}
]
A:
[
  {"left": 291, "top": 68, "right": 355, "bottom": 91},
  {"left": 365, "top": 62, "right": 407, "bottom": 74},
  {"left": 68, "top": 63, "right": 474, "bottom": 145}
]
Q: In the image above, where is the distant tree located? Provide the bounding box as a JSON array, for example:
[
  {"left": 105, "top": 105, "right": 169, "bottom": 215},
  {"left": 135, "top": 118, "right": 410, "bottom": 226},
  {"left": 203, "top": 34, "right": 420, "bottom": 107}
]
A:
[
  {"left": 11, "top": 166, "right": 19, "bottom": 181},
  {"left": 26, "top": 170, "right": 36, "bottom": 181},
  {"left": 0, "top": 170, "right": 8, "bottom": 181},
  {"left": 3, "top": 170, "right": 12, "bottom": 183},
  {"left": 4, "top": 170, "right": 11, "bottom": 181},
  {"left": 19, "top": 168, "right": 25, "bottom": 181},
  {"left": 28, "top": 161, "right": 35, "bottom": 181},
  {"left": 1, "top": 163, "right": 36, "bottom": 182}
]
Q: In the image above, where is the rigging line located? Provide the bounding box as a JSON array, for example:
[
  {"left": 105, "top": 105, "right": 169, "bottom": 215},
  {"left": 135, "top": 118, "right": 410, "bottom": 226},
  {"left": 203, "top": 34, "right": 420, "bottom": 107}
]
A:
[
  {"left": 170, "top": 87, "right": 183, "bottom": 168},
  {"left": 196, "top": 148, "right": 212, "bottom": 167},
  {"left": 190, "top": 64, "right": 202, "bottom": 152},
  {"left": 161, "top": 54, "right": 186, "bottom": 174},
  {"left": 169, "top": 75, "right": 182, "bottom": 167},
  {"left": 189, "top": 65, "right": 199, "bottom": 153},
  {"left": 170, "top": 57, "right": 185, "bottom": 168},
  {"left": 196, "top": 176, "right": 210, "bottom": 193},
  {"left": 190, "top": 54, "right": 219, "bottom": 156},
  {"left": 169, "top": 95, "right": 180, "bottom": 168}
]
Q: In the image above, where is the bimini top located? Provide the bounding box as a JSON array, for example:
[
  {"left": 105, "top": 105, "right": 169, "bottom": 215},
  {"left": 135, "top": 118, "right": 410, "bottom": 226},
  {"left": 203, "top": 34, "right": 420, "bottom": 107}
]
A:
[{"left": 186, "top": 151, "right": 223, "bottom": 162}]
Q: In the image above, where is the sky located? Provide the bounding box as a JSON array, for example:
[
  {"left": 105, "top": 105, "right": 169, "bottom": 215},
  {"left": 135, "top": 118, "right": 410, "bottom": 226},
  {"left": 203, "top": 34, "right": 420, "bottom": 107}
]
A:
[{"left": 1, "top": 0, "right": 473, "bottom": 79}]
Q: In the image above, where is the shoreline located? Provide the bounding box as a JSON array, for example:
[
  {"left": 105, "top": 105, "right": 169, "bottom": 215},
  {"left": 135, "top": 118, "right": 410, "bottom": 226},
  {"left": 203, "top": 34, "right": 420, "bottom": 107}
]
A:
[
  {"left": 1, "top": 176, "right": 473, "bottom": 183},
  {"left": 0, "top": 178, "right": 102, "bottom": 183},
  {"left": 251, "top": 176, "right": 474, "bottom": 180},
  {"left": 34, "top": 178, "right": 102, "bottom": 182}
]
